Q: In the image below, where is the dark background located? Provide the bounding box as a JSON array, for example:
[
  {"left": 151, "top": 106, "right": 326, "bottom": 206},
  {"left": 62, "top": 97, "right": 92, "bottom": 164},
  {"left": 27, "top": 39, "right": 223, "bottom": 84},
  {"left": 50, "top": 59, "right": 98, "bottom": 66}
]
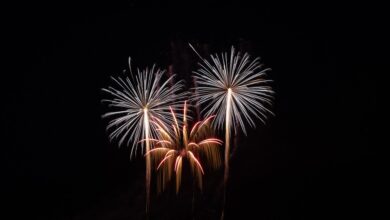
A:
[{"left": 3, "top": 1, "right": 379, "bottom": 219}]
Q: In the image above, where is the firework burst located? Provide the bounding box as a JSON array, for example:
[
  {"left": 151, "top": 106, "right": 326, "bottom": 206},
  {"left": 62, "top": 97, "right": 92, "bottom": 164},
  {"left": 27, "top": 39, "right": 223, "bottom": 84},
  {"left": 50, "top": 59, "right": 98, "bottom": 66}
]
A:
[
  {"left": 145, "top": 101, "right": 223, "bottom": 193},
  {"left": 190, "top": 44, "right": 274, "bottom": 219},
  {"left": 102, "top": 58, "right": 186, "bottom": 212}
]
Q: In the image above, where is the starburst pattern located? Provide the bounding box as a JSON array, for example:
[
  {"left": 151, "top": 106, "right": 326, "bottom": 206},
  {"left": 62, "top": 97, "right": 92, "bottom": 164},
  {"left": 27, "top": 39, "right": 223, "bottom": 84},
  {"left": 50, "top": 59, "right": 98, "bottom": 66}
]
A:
[
  {"left": 145, "top": 102, "right": 222, "bottom": 193},
  {"left": 102, "top": 58, "right": 186, "bottom": 158},
  {"left": 191, "top": 45, "right": 274, "bottom": 134}
]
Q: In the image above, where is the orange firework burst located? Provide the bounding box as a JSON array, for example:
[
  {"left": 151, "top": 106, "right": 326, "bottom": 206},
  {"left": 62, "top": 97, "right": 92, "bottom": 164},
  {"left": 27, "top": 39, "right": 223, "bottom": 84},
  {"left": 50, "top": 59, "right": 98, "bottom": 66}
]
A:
[{"left": 144, "top": 101, "right": 223, "bottom": 193}]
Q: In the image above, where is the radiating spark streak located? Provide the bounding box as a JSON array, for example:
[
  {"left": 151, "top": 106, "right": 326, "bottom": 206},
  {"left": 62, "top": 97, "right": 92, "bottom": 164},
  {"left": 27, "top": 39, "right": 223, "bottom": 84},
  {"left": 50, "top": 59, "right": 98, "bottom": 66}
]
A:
[
  {"left": 188, "top": 142, "right": 200, "bottom": 148},
  {"left": 174, "top": 156, "right": 182, "bottom": 172},
  {"left": 190, "top": 121, "right": 201, "bottom": 137},
  {"left": 157, "top": 154, "right": 173, "bottom": 170},
  {"left": 144, "top": 147, "right": 169, "bottom": 156},
  {"left": 151, "top": 116, "right": 170, "bottom": 134},
  {"left": 157, "top": 140, "right": 172, "bottom": 145},
  {"left": 183, "top": 101, "right": 187, "bottom": 126},
  {"left": 170, "top": 106, "right": 180, "bottom": 134},
  {"left": 164, "top": 149, "right": 176, "bottom": 157},
  {"left": 172, "top": 125, "right": 178, "bottom": 138},
  {"left": 175, "top": 156, "right": 183, "bottom": 193},
  {"left": 138, "top": 138, "right": 160, "bottom": 144},
  {"left": 198, "top": 138, "right": 223, "bottom": 146},
  {"left": 183, "top": 125, "right": 188, "bottom": 147},
  {"left": 198, "top": 115, "right": 216, "bottom": 130},
  {"left": 143, "top": 108, "right": 151, "bottom": 213},
  {"left": 188, "top": 151, "right": 204, "bottom": 174},
  {"left": 224, "top": 88, "right": 232, "bottom": 182},
  {"left": 152, "top": 122, "right": 172, "bottom": 141}
]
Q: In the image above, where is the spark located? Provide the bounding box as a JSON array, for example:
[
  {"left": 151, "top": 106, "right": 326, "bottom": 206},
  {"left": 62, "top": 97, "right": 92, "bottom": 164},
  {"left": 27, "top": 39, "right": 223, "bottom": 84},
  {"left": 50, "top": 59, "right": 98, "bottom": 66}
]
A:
[{"left": 143, "top": 107, "right": 151, "bottom": 213}]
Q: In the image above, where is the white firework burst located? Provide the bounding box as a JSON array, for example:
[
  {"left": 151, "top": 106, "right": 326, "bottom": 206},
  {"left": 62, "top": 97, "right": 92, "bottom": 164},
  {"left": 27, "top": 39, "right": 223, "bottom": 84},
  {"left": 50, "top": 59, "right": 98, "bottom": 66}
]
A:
[
  {"left": 191, "top": 45, "right": 274, "bottom": 135},
  {"left": 102, "top": 58, "right": 187, "bottom": 158}
]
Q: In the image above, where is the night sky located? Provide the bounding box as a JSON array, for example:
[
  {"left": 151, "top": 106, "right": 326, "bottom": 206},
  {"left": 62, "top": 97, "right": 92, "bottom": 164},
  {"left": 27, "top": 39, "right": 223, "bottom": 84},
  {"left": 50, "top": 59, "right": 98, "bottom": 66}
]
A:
[{"left": 3, "top": 2, "right": 379, "bottom": 220}]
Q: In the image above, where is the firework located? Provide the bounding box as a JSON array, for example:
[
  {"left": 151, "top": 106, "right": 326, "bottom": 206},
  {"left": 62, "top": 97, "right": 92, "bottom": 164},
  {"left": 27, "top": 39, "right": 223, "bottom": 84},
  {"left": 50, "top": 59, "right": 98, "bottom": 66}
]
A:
[
  {"left": 146, "top": 101, "right": 223, "bottom": 193},
  {"left": 190, "top": 44, "right": 274, "bottom": 219},
  {"left": 102, "top": 58, "right": 186, "bottom": 212}
]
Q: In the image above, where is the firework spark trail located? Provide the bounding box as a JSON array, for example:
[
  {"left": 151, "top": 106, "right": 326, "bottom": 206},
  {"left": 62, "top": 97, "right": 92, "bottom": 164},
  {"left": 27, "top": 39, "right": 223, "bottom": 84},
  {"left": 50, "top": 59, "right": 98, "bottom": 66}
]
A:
[
  {"left": 190, "top": 44, "right": 274, "bottom": 220},
  {"left": 143, "top": 108, "right": 151, "bottom": 213},
  {"left": 102, "top": 57, "right": 186, "bottom": 215},
  {"left": 222, "top": 88, "right": 232, "bottom": 218},
  {"left": 146, "top": 102, "right": 223, "bottom": 194}
]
